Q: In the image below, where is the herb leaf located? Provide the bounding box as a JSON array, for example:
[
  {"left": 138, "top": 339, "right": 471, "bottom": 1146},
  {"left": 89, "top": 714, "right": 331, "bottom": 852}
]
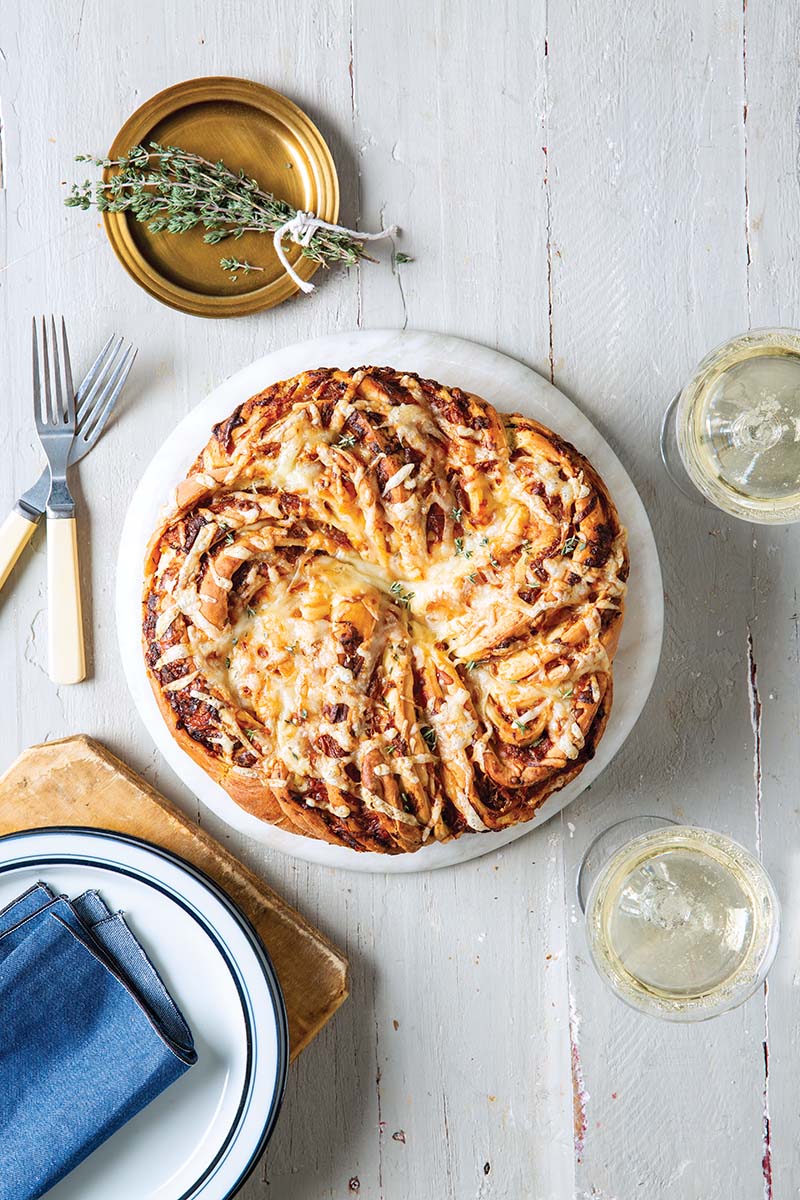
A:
[
  {"left": 420, "top": 725, "right": 437, "bottom": 750},
  {"left": 220, "top": 257, "right": 263, "bottom": 275},
  {"left": 389, "top": 581, "right": 415, "bottom": 608},
  {"left": 66, "top": 142, "right": 402, "bottom": 280}
]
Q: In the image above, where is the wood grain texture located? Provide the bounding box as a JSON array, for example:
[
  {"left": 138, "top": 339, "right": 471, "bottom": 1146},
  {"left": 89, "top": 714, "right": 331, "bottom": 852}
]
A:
[
  {"left": 0, "top": 0, "right": 795, "bottom": 1197},
  {"left": 0, "top": 736, "right": 349, "bottom": 1059},
  {"left": 743, "top": 5, "right": 800, "bottom": 1197},
  {"left": 546, "top": 4, "right": 766, "bottom": 1198}
]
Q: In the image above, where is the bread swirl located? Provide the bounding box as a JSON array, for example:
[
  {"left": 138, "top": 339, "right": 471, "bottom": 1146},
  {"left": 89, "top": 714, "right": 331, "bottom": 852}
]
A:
[{"left": 143, "top": 366, "right": 628, "bottom": 853}]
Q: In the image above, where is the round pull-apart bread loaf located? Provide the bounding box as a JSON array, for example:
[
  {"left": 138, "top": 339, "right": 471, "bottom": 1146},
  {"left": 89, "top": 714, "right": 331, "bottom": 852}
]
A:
[{"left": 143, "top": 367, "right": 628, "bottom": 854}]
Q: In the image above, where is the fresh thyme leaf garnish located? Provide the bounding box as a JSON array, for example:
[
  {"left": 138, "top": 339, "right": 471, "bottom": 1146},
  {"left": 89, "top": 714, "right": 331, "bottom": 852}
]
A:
[
  {"left": 465, "top": 660, "right": 485, "bottom": 672},
  {"left": 394, "top": 252, "right": 413, "bottom": 265},
  {"left": 454, "top": 537, "right": 473, "bottom": 559},
  {"left": 420, "top": 725, "right": 437, "bottom": 750},
  {"left": 246, "top": 605, "right": 256, "bottom": 618},
  {"left": 337, "top": 433, "right": 357, "bottom": 449},
  {"left": 220, "top": 257, "right": 262, "bottom": 277},
  {"left": 225, "top": 532, "right": 235, "bottom": 545},
  {"left": 561, "top": 535, "right": 580, "bottom": 555},
  {"left": 512, "top": 718, "right": 528, "bottom": 731},
  {"left": 67, "top": 142, "right": 397, "bottom": 279},
  {"left": 225, "top": 656, "right": 231, "bottom": 669},
  {"left": 450, "top": 506, "right": 463, "bottom": 522},
  {"left": 478, "top": 535, "right": 497, "bottom": 565},
  {"left": 389, "top": 581, "right": 415, "bottom": 608},
  {"left": 244, "top": 729, "right": 256, "bottom": 742}
]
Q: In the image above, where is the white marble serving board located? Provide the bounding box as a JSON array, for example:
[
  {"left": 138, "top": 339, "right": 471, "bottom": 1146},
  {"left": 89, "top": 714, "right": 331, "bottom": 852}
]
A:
[{"left": 117, "top": 330, "right": 663, "bottom": 873}]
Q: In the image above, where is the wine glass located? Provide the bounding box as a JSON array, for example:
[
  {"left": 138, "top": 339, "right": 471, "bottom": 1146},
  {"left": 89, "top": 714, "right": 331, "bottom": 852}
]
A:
[
  {"left": 578, "top": 818, "right": 780, "bottom": 1021},
  {"left": 660, "top": 328, "right": 800, "bottom": 523}
]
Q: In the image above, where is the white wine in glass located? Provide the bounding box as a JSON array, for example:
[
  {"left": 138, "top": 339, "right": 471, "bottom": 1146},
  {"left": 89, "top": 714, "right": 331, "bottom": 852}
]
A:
[
  {"left": 583, "top": 824, "right": 779, "bottom": 1021},
  {"left": 668, "top": 328, "right": 800, "bottom": 522}
]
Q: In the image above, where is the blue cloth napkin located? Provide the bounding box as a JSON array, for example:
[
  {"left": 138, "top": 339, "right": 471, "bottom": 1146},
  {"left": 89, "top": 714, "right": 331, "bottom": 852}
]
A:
[{"left": 0, "top": 882, "right": 197, "bottom": 1200}]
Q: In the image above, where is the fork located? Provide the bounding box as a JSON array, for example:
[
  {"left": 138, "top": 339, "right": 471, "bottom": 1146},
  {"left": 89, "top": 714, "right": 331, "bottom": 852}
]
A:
[
  {"left": 0, "top": 334, "right": 136, "bottom": 594},
  {"left": 32, "top": 316, "right": 84, "bottom": 684}
]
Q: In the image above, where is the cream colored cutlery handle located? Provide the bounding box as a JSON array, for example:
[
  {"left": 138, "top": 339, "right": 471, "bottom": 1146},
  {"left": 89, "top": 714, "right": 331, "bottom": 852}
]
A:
[
  {"left": 0, "top": 510, "right": 37, "bottom": 592},
  {"left": 47, "top": 517, "right": 86, "bottom": 684}
]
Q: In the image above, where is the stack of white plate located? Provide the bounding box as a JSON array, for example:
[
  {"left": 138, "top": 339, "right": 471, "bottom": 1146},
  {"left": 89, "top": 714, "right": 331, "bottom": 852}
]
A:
[{"left": 0, "top": 828, "right": 288, "bottom": 1200}]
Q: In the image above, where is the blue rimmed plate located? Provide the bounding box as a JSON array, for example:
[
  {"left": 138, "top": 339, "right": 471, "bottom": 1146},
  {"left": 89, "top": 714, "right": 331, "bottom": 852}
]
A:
[{"left": 0, "top": 827, "right": 288, "bottom": 1200}]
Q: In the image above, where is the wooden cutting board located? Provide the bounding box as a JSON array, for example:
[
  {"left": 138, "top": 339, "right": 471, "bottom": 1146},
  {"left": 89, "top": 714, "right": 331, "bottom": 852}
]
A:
[{"left": 0, "top": 735, "right": 348, "bottom": 1060}]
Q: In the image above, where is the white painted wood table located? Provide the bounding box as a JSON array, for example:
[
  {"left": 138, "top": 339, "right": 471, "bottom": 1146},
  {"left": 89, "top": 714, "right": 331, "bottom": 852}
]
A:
[{"left": 0, "top": 3, "right": 797, "bottom": 1197}]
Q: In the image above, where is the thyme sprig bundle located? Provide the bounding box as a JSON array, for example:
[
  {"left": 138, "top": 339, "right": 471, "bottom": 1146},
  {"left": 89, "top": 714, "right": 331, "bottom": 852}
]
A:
[{"left": 65, "top": 142, "right": 386, "bottom": 280}]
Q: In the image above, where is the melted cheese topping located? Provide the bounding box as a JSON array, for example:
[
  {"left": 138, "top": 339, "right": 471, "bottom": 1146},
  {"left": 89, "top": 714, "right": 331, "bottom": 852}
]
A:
[{"left": 144, "top": 366, "right": 628, "bottom": 853}]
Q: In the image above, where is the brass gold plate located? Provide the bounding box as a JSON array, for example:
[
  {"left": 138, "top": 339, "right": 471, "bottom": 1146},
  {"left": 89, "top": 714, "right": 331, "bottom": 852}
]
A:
[{"left": 103, "top": 77, "right": 340, "bottom": 318}]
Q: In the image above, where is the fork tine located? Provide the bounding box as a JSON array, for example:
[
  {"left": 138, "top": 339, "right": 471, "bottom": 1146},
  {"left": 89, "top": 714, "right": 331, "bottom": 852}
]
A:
[
  {"left": 76, "top": 333, "right": 116, "bottom": 412},
  {"left": 61, "top": 317, "right": 76, "bottom": 427},
  {"left": 50, "top": 316, "right": 65, "bottom": 425},
  {"left": 79, "top": 346, "right": 137, "bottom": 446},
  {"left": 41, "top": 316, "right": 53, "bottom": 425},
  {"left": 32, "top": 317, "right": 42, "bottom": 426},
  {"left": 76, "top": 338, "right": 124, "bottom": 425}
]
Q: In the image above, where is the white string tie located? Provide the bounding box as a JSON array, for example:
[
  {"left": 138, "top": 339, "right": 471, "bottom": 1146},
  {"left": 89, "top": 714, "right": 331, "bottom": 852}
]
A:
[{"left": 273, "top": 210, "right": 399, "bottom": 294}]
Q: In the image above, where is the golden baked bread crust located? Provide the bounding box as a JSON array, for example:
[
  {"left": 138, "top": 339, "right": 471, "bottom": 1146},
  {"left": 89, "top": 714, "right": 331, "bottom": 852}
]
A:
[{"left": 142, "top": 366, "right": 629, "bottom": 853}]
